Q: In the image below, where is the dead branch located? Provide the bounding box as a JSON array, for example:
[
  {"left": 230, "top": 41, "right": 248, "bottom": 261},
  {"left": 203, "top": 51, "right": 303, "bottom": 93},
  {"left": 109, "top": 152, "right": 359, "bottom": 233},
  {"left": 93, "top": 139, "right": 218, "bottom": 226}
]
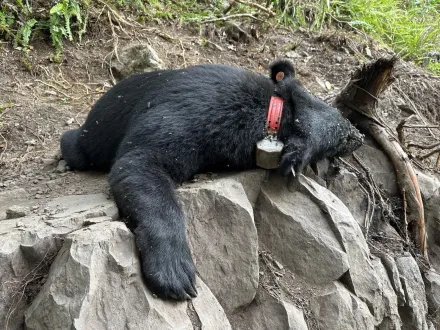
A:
[
  {"left": 396, "top": 114, "right": 415, "bottom": 145},
  {"left": 403, "top": 125, "right": 440, "bottom": 129},
  {"left": 419, "top": 146, "right": 440, "bottom": 160},
  {"left": 334, "top": 57, "right": 428, "bottom": 260},
  {"left": 408, "top": 141, "right": 440, "bottom": 149},
  {"left": 201, "top": 13, "right": 263, "bottom": 23}
]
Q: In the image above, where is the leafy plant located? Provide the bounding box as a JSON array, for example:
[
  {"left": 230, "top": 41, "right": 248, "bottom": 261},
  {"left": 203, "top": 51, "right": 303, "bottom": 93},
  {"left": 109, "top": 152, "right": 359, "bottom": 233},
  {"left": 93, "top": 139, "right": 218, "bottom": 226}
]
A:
[
  {"left": 50, "top": 0, "right": 87, "bottom": 61},
  {"left": 0, "top": 11, "right": 14, "bottom": 38},
  {"left": 14, "top": 18, "right": 36, "bottom": 48}
]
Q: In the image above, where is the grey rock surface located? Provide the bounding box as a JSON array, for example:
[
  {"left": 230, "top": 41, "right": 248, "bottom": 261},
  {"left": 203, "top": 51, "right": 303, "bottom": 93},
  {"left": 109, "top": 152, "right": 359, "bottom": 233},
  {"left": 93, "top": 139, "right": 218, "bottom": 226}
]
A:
[
  {"left": 423, "top": 270, "right": 440, "bottom": 327},
  {"left": 111, "top": 43, "right": 163, "bottom": 80},
  {"left": 396, "top": 256, "right": 428, "bottom": 330},
  {"left": 25, "top": 221, "right": 231, "bottom": 330},
  {"left": 310, "top": 282, "right": 374, "bottom": 330},
  {"left": 178, "top": 178, "right": 259, "bottom": 313},
  {"left": 371, "top": 257, "right": 401, "bottom": 329},
  {"left": 327, "top": 168, "right": 368, "bottom": 228},
  {"left": 232, "top": 288, "right": 309, "bottom": 330},
  {"left": 257, "top": 174, "right": 349, "bottom": 284},
  {"left": 6, "top": 205, "right": 30, "bottom": 219},
  {"left": 0, "top": 194, "right": 117, "bottom": 330},
  {"left": 0, "top": 188, "right": 30, "bottom": 220},
  {"left": 351, "top": 138, "right": 399, "bottom": 196},
  {"left": 294, "top": 175, "right": 382, "bottom": 314}
]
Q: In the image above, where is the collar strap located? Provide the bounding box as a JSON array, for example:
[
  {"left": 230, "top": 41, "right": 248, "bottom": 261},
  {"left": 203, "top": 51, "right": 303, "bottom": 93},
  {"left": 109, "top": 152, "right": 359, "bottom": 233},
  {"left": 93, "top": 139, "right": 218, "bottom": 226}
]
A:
[{"left": 266, "top": 96, "right": 284, "bottom": 135}]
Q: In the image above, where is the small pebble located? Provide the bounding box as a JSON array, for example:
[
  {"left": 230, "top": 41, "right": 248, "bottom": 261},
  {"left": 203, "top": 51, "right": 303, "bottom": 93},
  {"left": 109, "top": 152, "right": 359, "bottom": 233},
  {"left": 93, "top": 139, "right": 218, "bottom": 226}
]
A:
[
  {"left": 55, "top": 160, "right": 67, "bottom": 173},
  {"left": 42, "top": 158, "right": 57, "bottom": 165},
  {"left": 6, "top": 205, "right": 30, "bottom": 219}
]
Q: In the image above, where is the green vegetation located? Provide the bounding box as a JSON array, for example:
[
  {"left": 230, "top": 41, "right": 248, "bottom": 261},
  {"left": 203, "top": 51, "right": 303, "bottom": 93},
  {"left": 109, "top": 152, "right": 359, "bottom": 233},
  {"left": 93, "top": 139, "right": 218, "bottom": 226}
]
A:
[
  {"left": 276, "top": 0, "right": 440, "bottom": 69},
  {"left": 0, "top": 0, "right": 439, "bottom": 72}
]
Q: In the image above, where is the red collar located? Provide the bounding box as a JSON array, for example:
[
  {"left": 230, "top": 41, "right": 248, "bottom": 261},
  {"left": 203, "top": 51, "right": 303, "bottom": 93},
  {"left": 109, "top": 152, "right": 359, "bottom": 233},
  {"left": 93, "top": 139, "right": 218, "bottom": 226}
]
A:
[{"left": 266, "top": 96, "right": 284, "bottom": 135}]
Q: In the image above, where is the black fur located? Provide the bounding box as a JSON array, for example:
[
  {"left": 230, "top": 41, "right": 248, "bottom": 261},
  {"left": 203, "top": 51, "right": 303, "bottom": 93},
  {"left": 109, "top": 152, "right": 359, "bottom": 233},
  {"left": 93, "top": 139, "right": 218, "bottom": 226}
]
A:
[{"left": 60, "top": 60, "right": 363, "bottom": 301}]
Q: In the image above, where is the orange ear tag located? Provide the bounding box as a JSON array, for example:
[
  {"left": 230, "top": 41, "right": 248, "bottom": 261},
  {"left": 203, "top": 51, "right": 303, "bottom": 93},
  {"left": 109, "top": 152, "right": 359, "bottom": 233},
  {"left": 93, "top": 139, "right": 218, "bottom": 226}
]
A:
[{"left": 275, "top": 71, "right": 285, "bottom": 81}]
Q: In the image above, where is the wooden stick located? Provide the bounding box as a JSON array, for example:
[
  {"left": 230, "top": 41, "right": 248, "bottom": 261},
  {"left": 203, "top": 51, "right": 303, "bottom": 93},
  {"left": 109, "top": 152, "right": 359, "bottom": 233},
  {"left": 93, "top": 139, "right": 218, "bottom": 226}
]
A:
[
  {"left": 403, "top": 125, "right": 440, "bottom": 129},
  {"left": 201, "top": 13, "right": 263, "bottom": 23},
  {"left": 408, "top": 141, "right": 440, "bottom": 149}
]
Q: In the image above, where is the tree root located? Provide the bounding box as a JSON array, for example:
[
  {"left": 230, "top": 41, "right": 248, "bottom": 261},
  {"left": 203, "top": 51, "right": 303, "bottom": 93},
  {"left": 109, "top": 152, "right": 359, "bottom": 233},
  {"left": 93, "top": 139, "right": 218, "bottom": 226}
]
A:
[{"left": 334, "top": 57, "right": 428, "bottom": 261}]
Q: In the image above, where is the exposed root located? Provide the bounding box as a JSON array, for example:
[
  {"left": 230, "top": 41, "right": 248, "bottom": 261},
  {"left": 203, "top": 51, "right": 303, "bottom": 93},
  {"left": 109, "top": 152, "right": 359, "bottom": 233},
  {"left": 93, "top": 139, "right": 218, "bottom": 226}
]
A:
[{"left": 335, "top": 57, "right": 429, "bottom": 261}]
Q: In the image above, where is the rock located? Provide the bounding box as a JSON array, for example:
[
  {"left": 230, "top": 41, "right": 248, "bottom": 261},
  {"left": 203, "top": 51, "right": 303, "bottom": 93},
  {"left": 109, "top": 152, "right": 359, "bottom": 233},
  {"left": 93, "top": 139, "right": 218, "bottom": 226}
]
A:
[
  {"left": 219, "top": 169, "right": 266, "bottom": 206},
  {"left": 55, "top": 159, "right": 67, "bottom": 173},
  {"left": 232, "top": 288, "right": 308, "bottom": 330},
  {"left": 416, "top": 170, "right": 440, "bottom": 201},
  {"left": 292, "top": 175, "right": 382, "bottom": 314},
  {"left": 192, "top": 280, "right": 233, "bottom": 330},
  {"left": 423, "top": 270, "right": 440, "bottom": 325},
  {"left": 286, "top": 51, "right": 301, "bottom": 59},
  {"left": 417, "top": 171, "right": 440, "bottom": 271},
  {"left": 6, "top": 204, "right": 30, "bottom": 219},
  {"left": 371, "top": 257, "right": 401, "bottom": 329},
  {"left": 427, "top": 320, "right": 436, "bottom": 330},
  {"left": 25, "top": 222, "right": 230, "bottom": 330},
  {"left": 257, "top": 174, "right": 349, "bottom": 285},
  {"left": 395, "top": 256, "right": 428, "bottom": 330},
  {"left": 310, "top": 282, "right": 374, "bottom": 330},
  {"left": 46, "top": 193, "right": 118, "bottom": 220},
  {"left": 111, "top": 43, "right": 163, "bottom": 80},
  {"left": 286, "top": 303, "right": 309, "bottom": 330},
  {"left": 42, "top": 158, "right": 58, "bottom": 165},
  {"left": 0, "top": 188, "right": 29, "bottom": 220},
  {"left": 0, "top": 215, "right": 71, "bottom": 330},
  {"left": 327, "top": 168, "right": 368, "bottom": 228},
  {"left": 178, "top": 178, "right": 259, "bottom": 313},
  {"left": 0, "top": 194, "right": 117, "bottom": 330},
  {"left": 350, "top": 138, "right": 399, "bottom": 196},
  {"left": 378, "top": 253, "right": 406, "bottom": 306}
]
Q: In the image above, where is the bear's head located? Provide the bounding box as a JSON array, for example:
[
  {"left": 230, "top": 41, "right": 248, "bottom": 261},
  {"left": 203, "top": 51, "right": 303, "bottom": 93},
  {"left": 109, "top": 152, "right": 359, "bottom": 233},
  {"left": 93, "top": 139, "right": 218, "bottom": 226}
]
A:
[{"left": 269, "top": 60, "right": 364, "bottom": 176}]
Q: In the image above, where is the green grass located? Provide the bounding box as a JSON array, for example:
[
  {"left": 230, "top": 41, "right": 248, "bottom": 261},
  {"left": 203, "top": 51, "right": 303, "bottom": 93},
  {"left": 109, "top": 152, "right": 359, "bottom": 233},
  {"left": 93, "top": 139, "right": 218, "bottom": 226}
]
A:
[
  {"left": 273, "top": 0, "right": 440, "bottom": 69},
  {"left": 0, "top": 0, "right": 439, "bottom": 72}
]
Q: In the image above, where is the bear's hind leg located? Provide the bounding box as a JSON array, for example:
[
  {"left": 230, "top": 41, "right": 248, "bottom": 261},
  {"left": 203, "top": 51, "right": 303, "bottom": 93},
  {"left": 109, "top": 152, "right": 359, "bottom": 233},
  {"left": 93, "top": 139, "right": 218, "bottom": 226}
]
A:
[
  {"left": 109, "top": 151, "right": 197, "bottom": 300},
  {"left": 60, "top": 129, "right": 89, "bottom": 170}
]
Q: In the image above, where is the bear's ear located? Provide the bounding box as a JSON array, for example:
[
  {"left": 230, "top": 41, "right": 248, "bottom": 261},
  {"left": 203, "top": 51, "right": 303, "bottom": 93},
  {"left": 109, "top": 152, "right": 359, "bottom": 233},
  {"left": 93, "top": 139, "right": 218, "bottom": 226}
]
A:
[{"left": 269, "top": 60, "right": 295, "bottom": 83}]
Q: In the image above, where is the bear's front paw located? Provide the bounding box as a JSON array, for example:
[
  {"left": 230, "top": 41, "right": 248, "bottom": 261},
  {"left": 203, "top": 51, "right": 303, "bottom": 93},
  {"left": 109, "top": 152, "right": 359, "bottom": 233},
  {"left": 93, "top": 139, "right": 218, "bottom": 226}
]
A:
[
  {"left": 140, "top": 241, "right": 197, "bottom": 301},
  {"left": 279, "top": 148, "right": 309, "bottom": 177}
]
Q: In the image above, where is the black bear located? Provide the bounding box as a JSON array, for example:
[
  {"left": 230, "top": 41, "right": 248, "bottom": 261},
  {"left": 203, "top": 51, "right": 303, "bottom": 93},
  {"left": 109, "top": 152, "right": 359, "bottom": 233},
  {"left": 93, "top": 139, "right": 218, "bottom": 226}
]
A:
[{"left": 60, "top": 60, "right": 363, "bottom": 301}]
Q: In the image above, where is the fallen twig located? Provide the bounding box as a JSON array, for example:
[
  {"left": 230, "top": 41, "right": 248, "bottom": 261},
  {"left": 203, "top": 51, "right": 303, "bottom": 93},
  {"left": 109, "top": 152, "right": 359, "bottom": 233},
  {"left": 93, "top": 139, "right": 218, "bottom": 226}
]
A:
[
  {"left": 396, "top": 114, "right": 415, "bottom": 145},
  {"left": 408, "top": 141, "right": 440, "bottom": 150},
  {"left": 234, "top": 0, "right": 275, "bottom": 16},
  {"left": 201, "top": 13, "right": 263, "bottom": 23},
  {"left": 403, "top": 124, "right": 440, "bottom": 129},
  {"left": 396, "top": 86, "right": 436, "bottom": 138},
  {"left": 419, "top": 147, "right": 440, "bottom": 160}
]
